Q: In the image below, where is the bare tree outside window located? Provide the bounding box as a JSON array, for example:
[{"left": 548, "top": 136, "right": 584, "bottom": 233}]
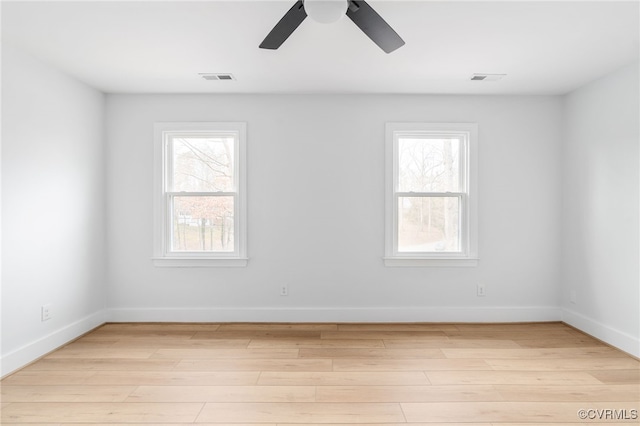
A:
[
  {"left": 385, "top": 123, "right": 477, "bottom": 266},
  {"left": 154, "top": 122, "right": 247, "bottom": 266},
  {"left": 397, "top": 137, "right": 461, "bottom": 252},
  {"left": 170, "top": 137, "right": 235, "bottom": 252}
]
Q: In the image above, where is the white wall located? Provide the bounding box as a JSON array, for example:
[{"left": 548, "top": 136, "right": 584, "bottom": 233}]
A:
[
  {"left": 1, "top": 42, "right": 107, "bottom": 376},
  {"left": 106, "top": 94, "right": 563, "bottom": 322},
  {"left": 561, "top": 62, "right": 640, "bottom": 357},
  {"left": 2, "top": 49, "right": 635, "bottom": 374}
]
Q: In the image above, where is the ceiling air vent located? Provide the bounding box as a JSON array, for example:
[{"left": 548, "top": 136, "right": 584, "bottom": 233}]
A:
[
  {"left": 199, "top": 73, "right": 236, "bottom": 81},
  {"left": 470, "top": 73, "right": 506, "bottom": 81}
]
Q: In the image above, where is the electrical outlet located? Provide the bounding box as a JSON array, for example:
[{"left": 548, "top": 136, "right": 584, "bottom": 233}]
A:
[
  {"left": 477, "top": 283, "right": 486, "bottom": 297},
  {"left": 41, "top": 304, "right": 52, "bottom": 321},
  {"left": 280, "top": 285, "right": 288, "bottom": 296}
]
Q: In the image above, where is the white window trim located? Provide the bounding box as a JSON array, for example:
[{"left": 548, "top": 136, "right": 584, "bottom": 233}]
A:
[
  {"left": 384, "top": 122, "right": 478, "bottom": 267},
  {"left": 153, "top": 122, "right": 248, "bottom": 267}
]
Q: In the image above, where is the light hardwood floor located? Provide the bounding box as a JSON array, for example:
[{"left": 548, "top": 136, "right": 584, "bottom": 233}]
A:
[{"left": 1, "top": 322, "right": 639, "bottom": 424}]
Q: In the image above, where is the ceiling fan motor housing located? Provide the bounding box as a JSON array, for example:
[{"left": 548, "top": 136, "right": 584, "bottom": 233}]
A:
[{"left": 304, "top": 0, "right": 349, "bottom": 24}]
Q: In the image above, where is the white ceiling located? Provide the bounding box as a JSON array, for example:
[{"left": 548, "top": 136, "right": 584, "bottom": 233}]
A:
[{"left": 2, "top": 1, "right": 639, "bottom": 95}]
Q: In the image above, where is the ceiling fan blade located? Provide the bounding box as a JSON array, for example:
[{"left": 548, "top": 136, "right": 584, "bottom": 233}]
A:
[
  {"left": 346, "top": 0, "right": 405, "bottom": 53},
  {"left": 260, "top": 0, "right": 307, "bottom": 50}
]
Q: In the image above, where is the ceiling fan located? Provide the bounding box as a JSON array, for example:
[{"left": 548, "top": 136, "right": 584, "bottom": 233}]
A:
[{"left": 259, "top": 0, "right": 405, "bottom": 54}]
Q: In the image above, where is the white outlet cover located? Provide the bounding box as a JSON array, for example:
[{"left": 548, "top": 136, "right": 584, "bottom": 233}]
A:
[
  {"left": 477, "top": 284, "right": 486, "bottom": 296},
  {"left": 41, "top": 304, "right": 52, "bottom": 321}
]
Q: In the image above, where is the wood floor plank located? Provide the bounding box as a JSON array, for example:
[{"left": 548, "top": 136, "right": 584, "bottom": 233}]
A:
[
  {"left": 588, "top": 369, "right": 640, "bottom": 384},
  {"left": 516, "top": 338, "right": 607, "bottom": 348},
  {"left": 192, "top": 330, "right": 322, "bottom": 340},
  {"left": 444, "top": 330, "right": 578, "bottom": 340},
  {"left": 383, "top": 339, "right": 521, "bottom": 349},
  {"left": 336, "top": 323, "right": 459, "bottom": 331},
  {"left": 426, "top": 370, "right": 604, "bottom": 385},
  {"left": 0, "top": 385, "right": 136, "bottom": 402},
  {"left": 175, "top": 358, "right": 332, "bottom": 371},
  {"left": 298, "top": 348, "right": 445, "bottom": 359},
  {"left": 567, "top": 327, "right": 599, "bottom": 337},
  {"left": 100, "top": 323, "right": 221, "bottom": 332},
  {"left": 321, "top": 331, "right": 448, "bottom": 340},
  {"left": 248, "top": 339, "right": 385, "bottom": 349},
  {"left": 84, "top": 371, "right": 261, "bottom": 386},
  {"left": 487, "top": 357, "right": 640, "bottom": 371},
  {"left": 1, "top": 371, "right": 97, "bottom": 386},
  {"left": 453, "top": 322, "right": 567, "bottom": 331},
  {"left": 17, "top": 422, "right": 278, "bottom": 426},
  {"left": 127, "top": 385, "right": 316, "bottom": 402},
  {"left": 5, "top": 424, "right": 276, "bottom": 426},
  {"left": 442, "top": 347, "right": 630, "bottom": 359},
  {"left": 491, "top": 424, "right": 635, "bottom": 426},
  {"left": 401, "top": 402, "right": 640, "bottom": 423},
  {"left": 0, "top": 402, "right": 204, "bottom": 423},
  {"left": 0, "top": 424, "right": 274, "bottom": 426},
  {"left": 60, "top": 339, "right": 118, "bottom": 349},
  {"left": 332, "top": 358, "right": 492, "bottom": 371},
  {"left": 45, "top": 348, "right": 157, "bottom": 359},
  {"left": 151, "top": 348, "right": 300, "bottom": 359},
  {"left": 492, "top": 424, "right": 636, "bottom": 426},
  {"left": 195, "top": 402, "right": 406, "bottom": 423},
  {"left": 315, "top": 385, "right": 503, "bottom": 402},
  {"left": 82, "top": 330, "right": 197, "bottom": 340},
  {"left": 109, "top": 338, "right": 251, "bottom": 349},
  {"left": 23, "top": 358, "right": 179, "bottom": 371},
  {"left": 217, "top": 323, "right": 338, "bottom": 331},
  {"left": 257, "top": 371, "right": 430, "bottom": 386},
  {"left": 280, "top": 424, "right": 492, "bottom": 426},
  {"left": 495, "top": 384, "right": 640, "bottom": 401}
]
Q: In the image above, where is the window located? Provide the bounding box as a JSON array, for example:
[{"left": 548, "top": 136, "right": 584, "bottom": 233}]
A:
[
  {"left": 153, "top": 122, "right": 247, "bottom": 267},
  {"left": 384, "top": 123, "right": 478, "bottom": 266}
]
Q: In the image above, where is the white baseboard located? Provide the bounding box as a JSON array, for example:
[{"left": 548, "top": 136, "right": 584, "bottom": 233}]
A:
[
  {"left": 1, "top": 310, "right": 107, "bottom": 377},
  {"left": 108, "top": 306, "right": 562, "bottom": 323},
  {"left": 562, "top": 308, "right": 640, "bottom": 358}
]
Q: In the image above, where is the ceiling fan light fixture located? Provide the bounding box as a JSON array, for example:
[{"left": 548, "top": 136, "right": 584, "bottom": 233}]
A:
[
  {"left": 260, "top": 0, "right": 404, "bottom": 53},
  {"left": 470, "top": 73, "right": 506, "bottom": 81},
  {"left": 304, "top": 0, "right": 348, "bottom": 24},
  {"left": 199, "top": 73, "right": 236, "bottom": 81}
]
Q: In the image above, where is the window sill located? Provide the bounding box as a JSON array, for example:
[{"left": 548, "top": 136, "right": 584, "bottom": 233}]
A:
[
  {"left": 152, "top": 257, "right": 248, "bottom": 267},
  {"left": 383, "top": 257, "right": 478, "bottom": 267}
]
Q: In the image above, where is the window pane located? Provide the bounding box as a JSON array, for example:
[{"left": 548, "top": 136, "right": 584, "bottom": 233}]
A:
[
  {"left": 398, "top": 196, "right": 460, "bottom": 252},
  {"left": 171, "top": 136, "right": 234, "bottom": 192},
  {"left": 171, "top": 196, "right": 234, "bottom": 252},
  {"left": 398, "top": 137, "right": 460, "bottom": 192}
]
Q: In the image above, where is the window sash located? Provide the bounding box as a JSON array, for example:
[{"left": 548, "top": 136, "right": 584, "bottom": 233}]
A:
[
  {"left": 164, "top": 193, "right": 239, "bottom": 257},
  {"left": 396, "top": 136, "right": 465, "bottom": 193},
  {"left": 385, "top": 122, "right": 478, "bottom": 264},
  {"left": 393, "top": 132, "right": 468, "bottom": 194},
  {"left": 153, "top": 122, "right": 247, "bottom": 265},
  {"left": 392, "top": 134, "right": 469, "bottom": 257},
  {"left": 164, "top": 133, "right": 239, "bottom": 257},
  {"left": 392, "top": 193, "right": 467, "bottom": 257},
  {"left": 165, "top": 133, "right": 239, "bottom": 193}
]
